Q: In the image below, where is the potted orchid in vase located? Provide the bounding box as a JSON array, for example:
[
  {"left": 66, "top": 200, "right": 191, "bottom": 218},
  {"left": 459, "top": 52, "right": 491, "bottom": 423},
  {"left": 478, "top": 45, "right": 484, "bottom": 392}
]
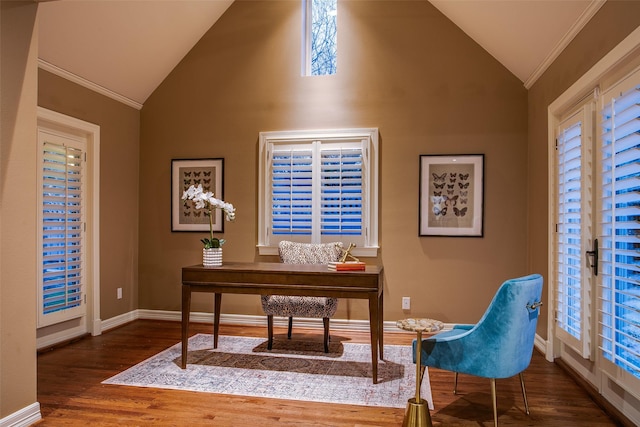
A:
[{"left": 181, "top": 184, "right": 236, "bottom": 266}]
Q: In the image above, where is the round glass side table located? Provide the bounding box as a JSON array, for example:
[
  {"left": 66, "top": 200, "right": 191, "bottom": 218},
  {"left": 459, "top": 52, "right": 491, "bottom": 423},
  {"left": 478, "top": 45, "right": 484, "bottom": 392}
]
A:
[{"left": 396, "top": 318, "right": 444, "bottom": 427}]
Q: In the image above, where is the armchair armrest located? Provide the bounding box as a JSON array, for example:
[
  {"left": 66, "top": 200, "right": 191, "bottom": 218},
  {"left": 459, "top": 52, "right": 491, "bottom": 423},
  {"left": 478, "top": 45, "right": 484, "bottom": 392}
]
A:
[{"left": 451, "top": 324, "right": 474, "bottom": 330}]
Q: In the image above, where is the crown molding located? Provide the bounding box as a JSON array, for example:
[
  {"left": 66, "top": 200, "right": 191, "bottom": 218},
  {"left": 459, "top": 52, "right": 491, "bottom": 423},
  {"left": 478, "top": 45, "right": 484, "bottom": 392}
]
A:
[
  {"left": 38, "top": 59, "right": 143, "bottom": 110},
  {"left": 524, "top": 0, "right": 607, "bottom": 89}
]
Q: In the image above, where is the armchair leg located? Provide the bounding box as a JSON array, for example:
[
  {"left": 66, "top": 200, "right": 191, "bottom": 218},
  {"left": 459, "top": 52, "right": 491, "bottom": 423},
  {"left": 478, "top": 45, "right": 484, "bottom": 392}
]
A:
[
  {"left": 267, "top": 315, "right": 274, "bottom": 350},
  {"left": 491, "top": 378, "right": 498, "bottom": 427},
  {"left": 287, "top": 317, "right": 293, "bottom": 339},
  {"left": 323, "top": 317, "right": 330, "bottom": 353},
  {"left": 519, "top": 372, "right": 530, "bottom": 415},
  {"left": 454, "top": 372, "right": 459, "bottom": 394}
]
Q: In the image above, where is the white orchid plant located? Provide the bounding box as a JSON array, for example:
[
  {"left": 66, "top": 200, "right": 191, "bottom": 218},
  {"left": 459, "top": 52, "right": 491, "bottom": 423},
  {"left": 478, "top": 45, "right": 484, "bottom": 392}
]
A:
[{"left": 181, "top": 184, "right": 236, "bottom": 249}]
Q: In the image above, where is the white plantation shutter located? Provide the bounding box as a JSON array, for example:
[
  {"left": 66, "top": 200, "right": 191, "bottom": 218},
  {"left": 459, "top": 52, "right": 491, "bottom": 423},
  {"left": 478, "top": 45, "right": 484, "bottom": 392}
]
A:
[
  {"left": 271, "top": 148, "right": 314, "bottom": 237},
  {"left": 320, "top": 146, "right": 363, "bottom": 238},
  {"left": 599, "top": 72, "right": 640, "bottom": 383},
  {"left": 259, "top": 129, "right": 378, "bottom": 255},
  {"left": 39, "top": 138, "right": 86, "bottom": 326},
  {"left": 555, "top": 105, "right": 594, "bottom": 359}
]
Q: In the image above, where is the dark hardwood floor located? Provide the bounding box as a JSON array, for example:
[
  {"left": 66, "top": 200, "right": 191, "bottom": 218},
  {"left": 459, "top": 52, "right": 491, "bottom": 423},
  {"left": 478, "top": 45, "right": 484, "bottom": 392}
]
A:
[{"left": 36, "top": 320, "right": 622, "bottom": 426}]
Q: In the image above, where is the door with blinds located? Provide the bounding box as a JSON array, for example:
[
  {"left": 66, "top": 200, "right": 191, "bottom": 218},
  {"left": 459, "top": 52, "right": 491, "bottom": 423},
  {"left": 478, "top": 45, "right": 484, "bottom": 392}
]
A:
[
  {"left": 553, "top": 66, "right": 640, "bottom": 397},
  {"left": 554, "top": 102, "right": 595, "bottom": 360},
  {"left": 598, "top": 69, "right": 640, "bottom": 388},
  {"left": 37, "top": 129, "right": 87, "bottom": 328}
]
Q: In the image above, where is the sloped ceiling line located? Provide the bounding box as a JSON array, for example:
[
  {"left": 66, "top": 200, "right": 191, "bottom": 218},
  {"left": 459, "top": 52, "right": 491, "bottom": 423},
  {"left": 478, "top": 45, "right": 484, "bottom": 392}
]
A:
[
  {"left": 524, "top": 0, "right": 606, "bottom": 88},
  {"left": 39, "top": 59, "right": 144, "bottom": 110}
]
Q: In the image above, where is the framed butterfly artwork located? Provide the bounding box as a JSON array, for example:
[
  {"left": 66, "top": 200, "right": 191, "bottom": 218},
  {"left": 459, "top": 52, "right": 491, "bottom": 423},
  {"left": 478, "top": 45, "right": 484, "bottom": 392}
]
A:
[
  {"left": 419, "top": 154, "right": 484, "bottom": 237},
  {"left": 171, "top": 158, "right": 224, "bottom": 232}
]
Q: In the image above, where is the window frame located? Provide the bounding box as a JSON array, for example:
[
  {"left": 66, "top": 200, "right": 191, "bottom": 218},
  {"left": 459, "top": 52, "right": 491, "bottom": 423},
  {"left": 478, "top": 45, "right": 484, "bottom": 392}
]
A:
[{"left": 258, "top": 128, "right": 379, "bottom": 257}]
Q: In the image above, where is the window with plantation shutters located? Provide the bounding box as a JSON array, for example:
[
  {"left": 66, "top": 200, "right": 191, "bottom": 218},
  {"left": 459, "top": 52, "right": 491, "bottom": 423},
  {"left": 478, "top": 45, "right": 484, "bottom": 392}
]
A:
[
  {"left": 599, "top": 70, "right": 640, "bottom": 383},
  {"left": 554, "top": 103, "right": 594, "bottom": 359},
  {"left": 259, "top": 129, "right": 378, "bottom": 256},
  {"left": 38, "top": 134, "right": 86, "bottom": 327}
]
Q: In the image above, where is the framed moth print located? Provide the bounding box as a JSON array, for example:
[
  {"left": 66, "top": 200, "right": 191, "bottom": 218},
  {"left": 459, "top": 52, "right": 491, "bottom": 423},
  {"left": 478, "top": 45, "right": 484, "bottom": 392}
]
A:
[
  {"left": 171, "top": 158, "right": 224, "bottom": 232},
  {"left": 419, "top": 154, "right": 484, "bottom": 237}
]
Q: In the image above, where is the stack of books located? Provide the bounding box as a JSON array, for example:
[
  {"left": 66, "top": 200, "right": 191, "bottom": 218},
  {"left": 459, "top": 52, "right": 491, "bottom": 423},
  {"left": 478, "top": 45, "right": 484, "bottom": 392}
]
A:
[{"left": 327, "top": 261, "right": 366, "bottom": 271}]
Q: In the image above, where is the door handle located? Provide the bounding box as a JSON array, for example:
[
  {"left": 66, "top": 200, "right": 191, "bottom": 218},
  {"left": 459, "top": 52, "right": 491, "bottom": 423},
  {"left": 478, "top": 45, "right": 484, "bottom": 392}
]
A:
[{"left": 586, "top": 238, "right": 598, "bottom": 276}]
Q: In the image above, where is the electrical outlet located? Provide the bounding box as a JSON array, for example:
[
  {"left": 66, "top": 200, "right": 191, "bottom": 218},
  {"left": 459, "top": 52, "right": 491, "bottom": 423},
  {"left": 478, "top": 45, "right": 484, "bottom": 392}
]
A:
[
  {"left": 117, "top": 288, "right": 123, "bottom": 300},
  {"left": 402, "top": 296, "right": 410, "bottom": 310}
]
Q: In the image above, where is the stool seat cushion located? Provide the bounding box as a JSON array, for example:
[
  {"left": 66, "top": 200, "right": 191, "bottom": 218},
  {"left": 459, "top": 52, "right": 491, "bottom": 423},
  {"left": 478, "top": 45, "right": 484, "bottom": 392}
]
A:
[{"left": 260, "top": 295, "right": 339, "bottom": 318}]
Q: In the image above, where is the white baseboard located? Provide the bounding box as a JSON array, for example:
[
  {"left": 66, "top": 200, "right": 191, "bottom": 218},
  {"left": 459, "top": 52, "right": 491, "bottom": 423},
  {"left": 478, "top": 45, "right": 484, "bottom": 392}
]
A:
[
  {"left": 0, "top": 402, "right": 41, "bottom": 427},
  {"left": 135, "top": 308, "right": 418, "bottom": 333},
  {"left": 36, "top": 324, "right": 87, "bottom": 351},
  {"left": 100, "top": 310, "right": 138, "bottom": 332},
  {"left": 534, "top": 332, "right": 547, "bottom": 355},
  {"left": 102, "top": 309, "right": 548, "bottom": 358}
]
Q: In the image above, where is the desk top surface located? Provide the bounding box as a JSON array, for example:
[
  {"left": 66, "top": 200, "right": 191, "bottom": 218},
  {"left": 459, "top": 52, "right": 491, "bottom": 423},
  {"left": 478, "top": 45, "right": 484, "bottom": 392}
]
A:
[{"left": 183, "top": 262, "right": 383, "bottom": 275}]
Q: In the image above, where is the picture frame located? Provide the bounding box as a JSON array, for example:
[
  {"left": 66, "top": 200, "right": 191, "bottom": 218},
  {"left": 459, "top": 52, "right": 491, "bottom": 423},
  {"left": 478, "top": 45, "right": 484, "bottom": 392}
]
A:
[
  {"left": 171, "top": 158, "right": 224, "bottom": 232},
  {"left": 419, "top": 154, "right": 484, "bottom": 237}
]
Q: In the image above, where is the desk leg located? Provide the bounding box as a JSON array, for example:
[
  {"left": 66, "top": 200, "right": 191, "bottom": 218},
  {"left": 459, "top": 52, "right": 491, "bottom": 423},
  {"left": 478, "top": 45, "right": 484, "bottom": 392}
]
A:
[
  {"left": 213, "top": 293, "right": 221, "bottom": 349},
  {"left": 368, "top": 295, "right": 379, "bottom": 384},
  {"left": 181, "top": 284, "right": 192, "bottom": 369},
  {"left": 378, "top": 290, "right": 384, "bottom": 360}
]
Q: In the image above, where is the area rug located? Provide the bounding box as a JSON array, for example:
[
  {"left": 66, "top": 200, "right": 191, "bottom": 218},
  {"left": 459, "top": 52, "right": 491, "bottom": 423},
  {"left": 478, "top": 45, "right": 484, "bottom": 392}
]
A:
[{"left": 102, "top": 334, "right": 433, "bottom": 409}]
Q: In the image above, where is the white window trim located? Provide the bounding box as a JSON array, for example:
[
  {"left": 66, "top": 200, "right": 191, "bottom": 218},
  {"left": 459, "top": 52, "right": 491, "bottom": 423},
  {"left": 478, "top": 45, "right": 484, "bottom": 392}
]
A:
[{"left": 258, "top": 128, "right": 379, "bottom": 257}]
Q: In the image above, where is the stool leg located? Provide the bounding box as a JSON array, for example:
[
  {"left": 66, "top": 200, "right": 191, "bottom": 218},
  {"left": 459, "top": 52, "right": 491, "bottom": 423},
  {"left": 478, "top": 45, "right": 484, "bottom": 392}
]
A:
[
  {"left": 323, "top": 317, "right": 330, "bottom": 353},
  {"left": 267, "top": 315, "right": 274, "bottom": 350},
  {"left": 287, "top": 317, "right": 293, "bottom": 339}
]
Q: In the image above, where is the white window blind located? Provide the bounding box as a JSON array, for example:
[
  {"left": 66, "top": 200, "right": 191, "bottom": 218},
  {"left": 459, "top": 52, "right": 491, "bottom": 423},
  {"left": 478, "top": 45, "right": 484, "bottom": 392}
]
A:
[
  {"left": 272, "top": 148, "right": 314, "bottom": 236},
  {"left": 39, "top": 139, "right": 85, "bottom": 326},
  {"left": 555, "top": 105, "right": 594, "bottom": 359},
  {"left": 320, "top": 147, "right": 363, "bottom": 236},
  {"left": 259, "top": 129, "right": 378, "bottom": 256},
  {"left": 268, "top": 141, "right": 364, "bottom": 246},
  {"left": 599, "top": 74, "right": 640, "bottom": 382}
]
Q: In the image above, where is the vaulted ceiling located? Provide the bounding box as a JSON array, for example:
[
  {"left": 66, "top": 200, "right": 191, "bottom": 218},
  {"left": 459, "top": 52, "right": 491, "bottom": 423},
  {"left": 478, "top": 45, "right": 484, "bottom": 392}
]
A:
[{"left": 37, "top": 0, "right": 605, "bottom": 109}]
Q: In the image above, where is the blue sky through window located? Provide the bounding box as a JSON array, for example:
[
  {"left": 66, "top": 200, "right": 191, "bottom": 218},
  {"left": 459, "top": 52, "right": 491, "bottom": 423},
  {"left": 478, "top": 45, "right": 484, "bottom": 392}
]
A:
[{"left": 308, "top": 0, "right": 336, "bottom": 76}]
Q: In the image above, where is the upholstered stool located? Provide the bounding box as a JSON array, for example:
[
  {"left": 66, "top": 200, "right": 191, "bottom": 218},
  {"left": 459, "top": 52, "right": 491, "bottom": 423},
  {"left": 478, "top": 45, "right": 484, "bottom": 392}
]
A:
[{"left": 261, "top": 241, "right": 343, "bottom": 352}]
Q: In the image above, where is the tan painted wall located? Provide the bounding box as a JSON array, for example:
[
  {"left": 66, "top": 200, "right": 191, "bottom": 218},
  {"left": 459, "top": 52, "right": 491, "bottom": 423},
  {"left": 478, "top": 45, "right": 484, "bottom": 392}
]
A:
[
  {"left": 38, "top": 70, "right": 141, "bottom": 322},
  {"left": 139, "top": 1, "right": 529, "bottom": 324},
  {"left": 527, "top": 1, "right": 640, "bottom": 340},
  {"left": 0, "top": 1, "right": 39, "bottom": 418}
]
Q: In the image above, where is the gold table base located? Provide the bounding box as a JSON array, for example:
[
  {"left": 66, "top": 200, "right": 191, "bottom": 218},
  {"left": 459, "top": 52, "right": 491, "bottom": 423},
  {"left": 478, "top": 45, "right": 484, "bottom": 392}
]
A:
[
  {"left": 396, "top": 319, "right": 443, "bottom": 427},
  {"left": 402, "top": 397, "right": 432, "bottom": 427}
]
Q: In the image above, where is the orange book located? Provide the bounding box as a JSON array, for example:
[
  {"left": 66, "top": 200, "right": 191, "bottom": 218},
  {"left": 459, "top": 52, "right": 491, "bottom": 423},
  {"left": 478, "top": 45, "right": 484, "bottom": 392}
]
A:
[{"left": 327, "top": 261, "right": 366, "bottom": 271}]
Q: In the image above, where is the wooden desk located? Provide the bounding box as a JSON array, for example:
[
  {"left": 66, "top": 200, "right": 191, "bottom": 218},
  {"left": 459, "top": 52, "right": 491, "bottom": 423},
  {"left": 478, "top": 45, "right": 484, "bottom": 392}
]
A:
[{"left": 181, "top": 262, "right": 384, "bottom": 383}]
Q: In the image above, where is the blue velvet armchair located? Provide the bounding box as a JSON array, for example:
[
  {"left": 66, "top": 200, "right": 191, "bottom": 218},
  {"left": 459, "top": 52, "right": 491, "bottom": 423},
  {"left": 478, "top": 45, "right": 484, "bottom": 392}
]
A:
[{"left": 414, "top": 274, "right": 543, "bottom": 427}]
